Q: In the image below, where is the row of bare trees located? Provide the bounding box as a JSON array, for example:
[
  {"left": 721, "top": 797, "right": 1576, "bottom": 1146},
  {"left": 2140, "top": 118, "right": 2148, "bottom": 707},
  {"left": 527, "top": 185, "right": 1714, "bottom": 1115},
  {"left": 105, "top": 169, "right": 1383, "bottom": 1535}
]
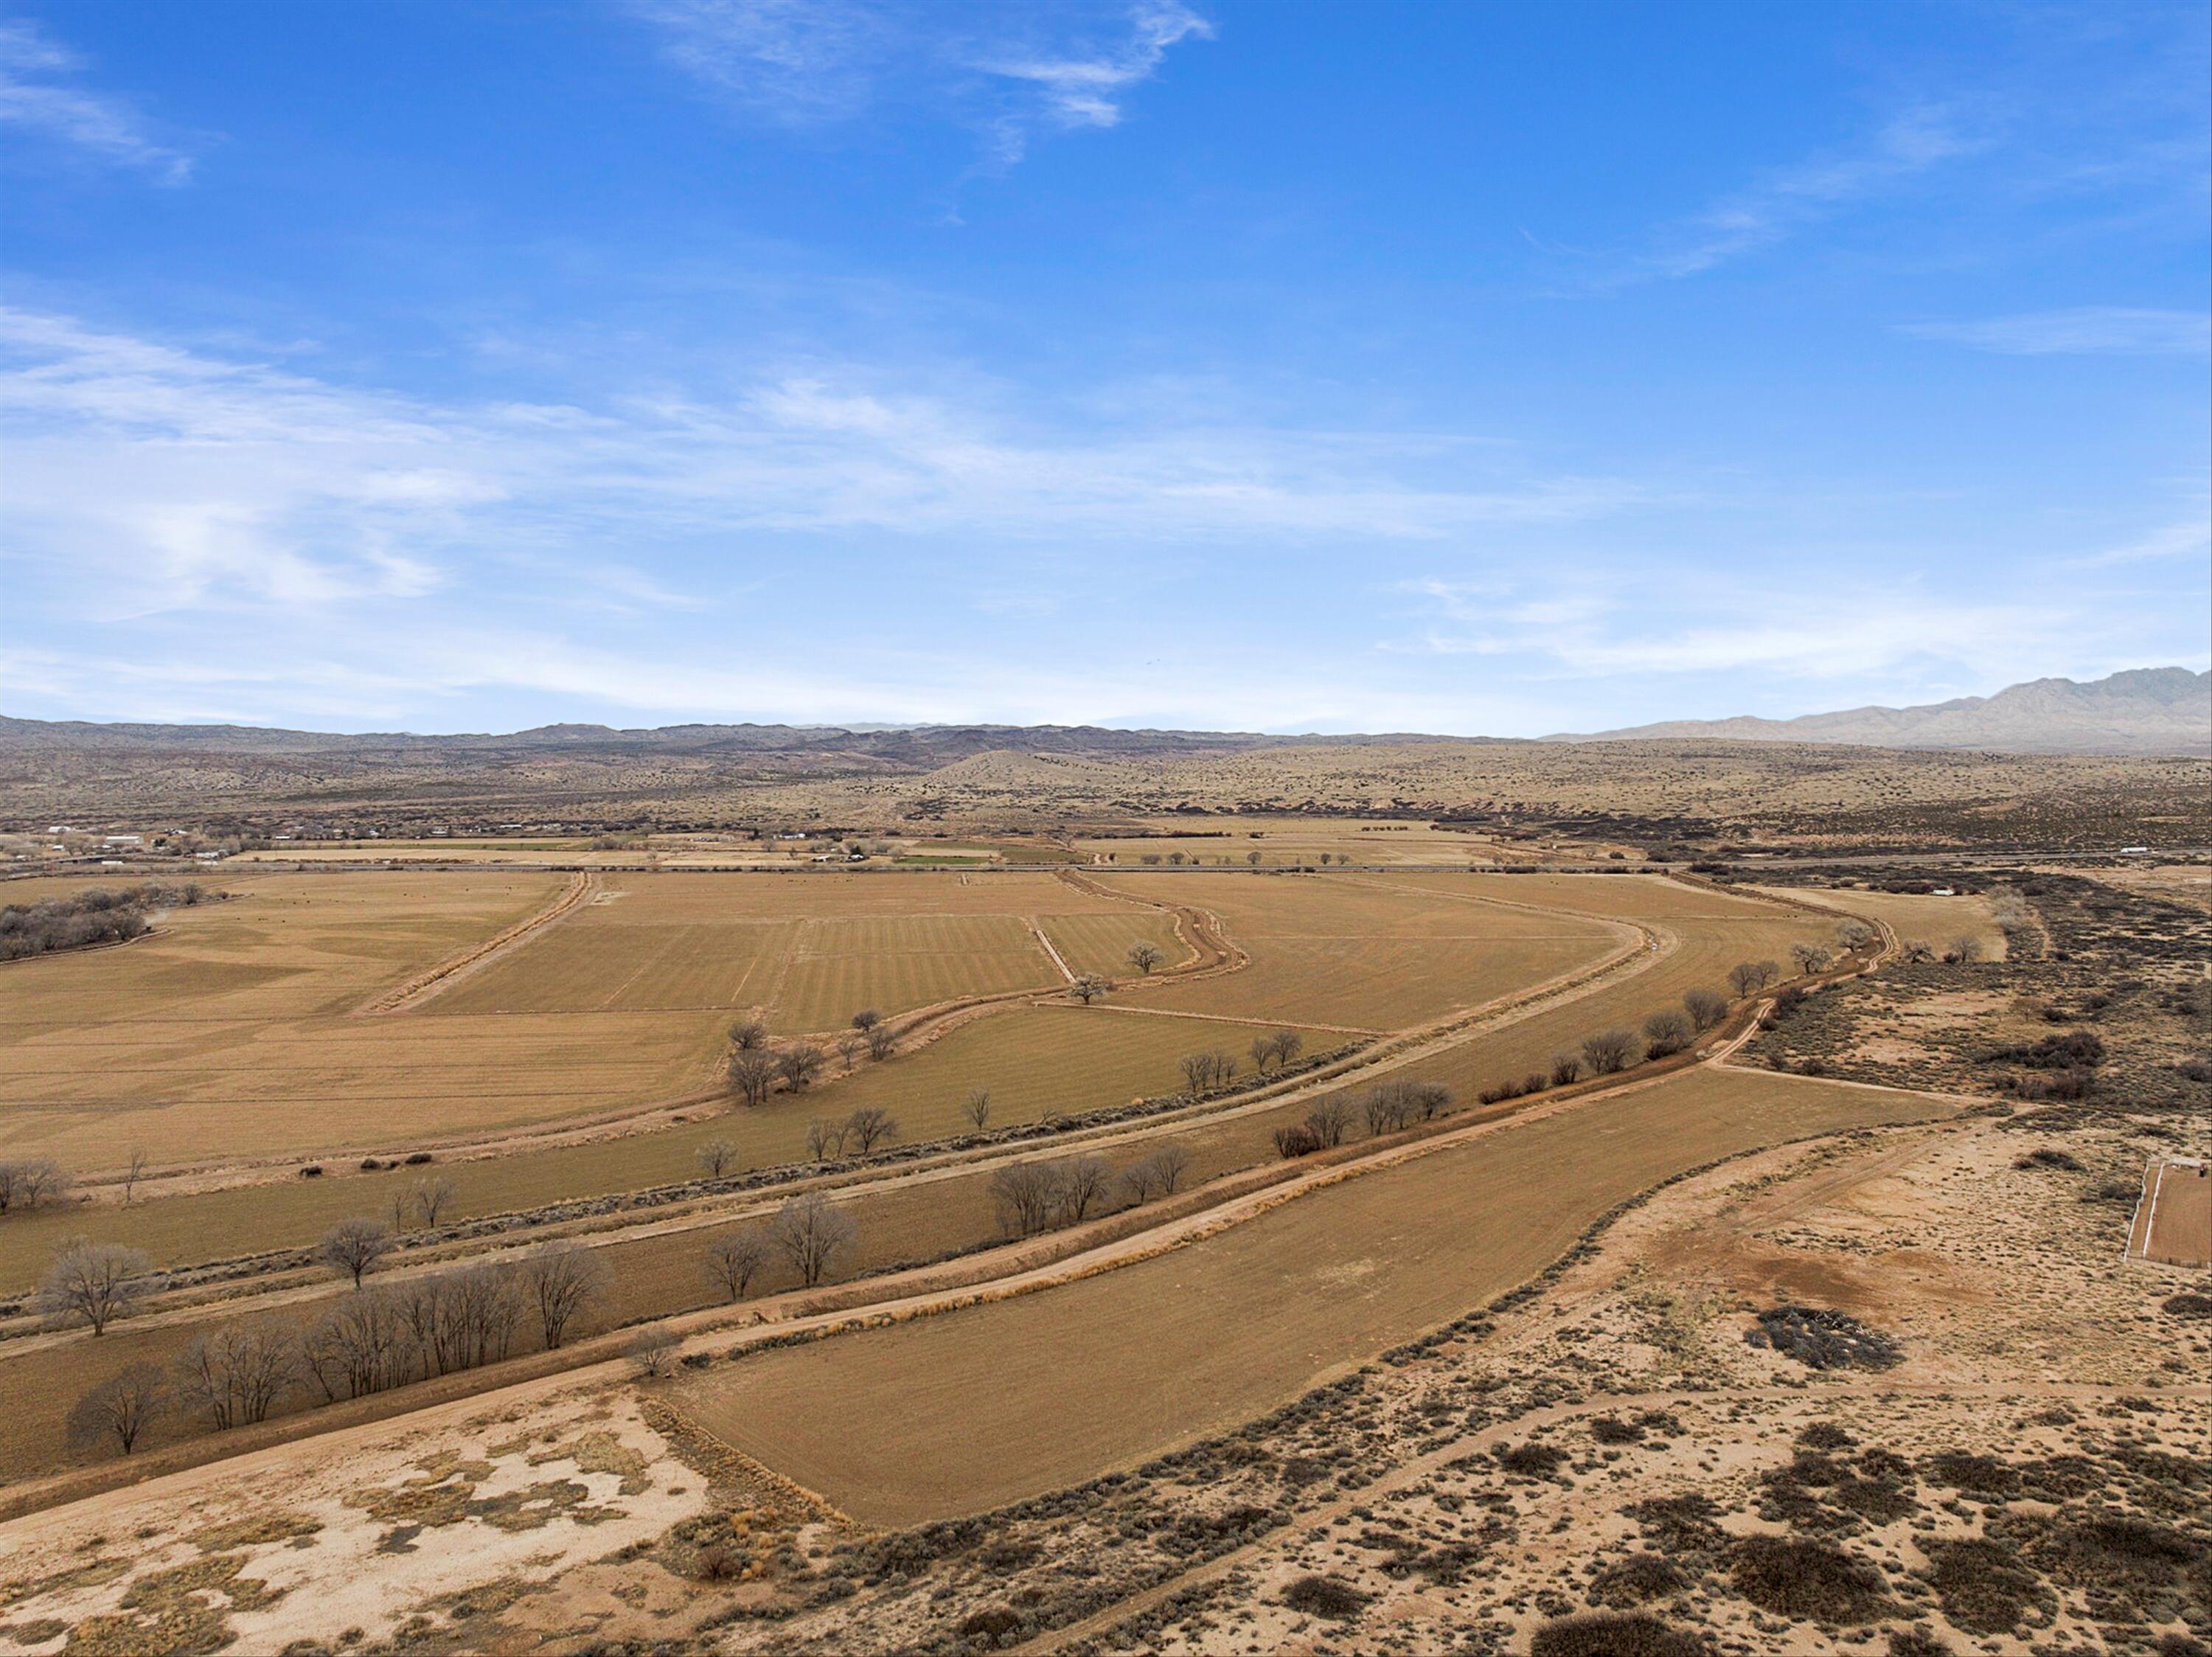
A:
[
  {"left": 701, "top": 1190, "right": 860, "bottom": 1299},
  {"left": 987, "top": 1145, "right": 1190, "bottom": 1237},
  {"left": 1275, "top": 1077, "right": 1453, "bottom": 1158},
  {"left": 64, "top": 1240, "right": 613, "bottom": 1459}
]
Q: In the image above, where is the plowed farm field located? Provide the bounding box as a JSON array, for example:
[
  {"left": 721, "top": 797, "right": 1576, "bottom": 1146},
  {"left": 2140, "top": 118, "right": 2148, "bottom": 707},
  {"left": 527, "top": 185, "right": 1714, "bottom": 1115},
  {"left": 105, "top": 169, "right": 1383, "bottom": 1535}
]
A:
[
  {"left": 675, "top": 1065, "right": 1959, "bottom": 1525},
  {"left": 426, "top": 872, "right": 1152, "bottom": 1032},
  {"left": 1096, "top": 873, "right": 1629, "bottom": 1029}
]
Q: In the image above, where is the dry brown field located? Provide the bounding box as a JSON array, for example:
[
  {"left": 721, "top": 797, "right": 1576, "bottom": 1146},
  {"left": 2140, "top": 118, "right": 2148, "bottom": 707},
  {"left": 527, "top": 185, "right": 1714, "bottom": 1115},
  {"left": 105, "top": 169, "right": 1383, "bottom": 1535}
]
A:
[
  {"left": 1751, "top": 883, "right": 2010, "bottom": 958},
  {"left": 0, "top": 1000, "right": 1338, "bottom": 1293},
  {"left": 672, "top": 1064, "right": 1958, "bottom": 1526},
  {"left": 0, "top": 871, "right": 585, "bottom": 1169},
  {"left": 426, "top": 870, "right": 1136, "bottom": 1031},
  {"left": 0, "top": 870, "right": 1189, "bottom": 1173},
  {"left": 1096, "top": 872, "right": 1627, "bottom": 1029},
  {"left": 2126, "top": 1157, "right": 2211, "bottom": 1267}
]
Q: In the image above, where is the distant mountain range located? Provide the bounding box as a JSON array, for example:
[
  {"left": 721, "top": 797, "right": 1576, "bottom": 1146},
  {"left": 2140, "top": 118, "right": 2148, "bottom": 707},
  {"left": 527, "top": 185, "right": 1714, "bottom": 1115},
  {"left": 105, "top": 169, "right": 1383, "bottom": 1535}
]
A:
[
  {"left": 2, "top": 668, "right": 2204, "bottom": 761},
  {"left": 1554, "top": 668, "right": 2209, "bottom": 757}
]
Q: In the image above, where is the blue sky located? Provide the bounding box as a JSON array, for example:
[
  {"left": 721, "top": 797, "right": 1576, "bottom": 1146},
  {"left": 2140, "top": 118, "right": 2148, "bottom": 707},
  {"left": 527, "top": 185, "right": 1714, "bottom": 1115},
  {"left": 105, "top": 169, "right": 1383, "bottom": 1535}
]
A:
[{"left": 2, "top": 1, "right": 2206, "bottom": 735}]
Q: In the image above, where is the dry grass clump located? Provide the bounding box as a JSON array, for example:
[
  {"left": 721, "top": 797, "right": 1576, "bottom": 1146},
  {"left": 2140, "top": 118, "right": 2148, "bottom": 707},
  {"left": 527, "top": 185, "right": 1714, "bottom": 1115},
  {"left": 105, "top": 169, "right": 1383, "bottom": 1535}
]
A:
[
  {"left": 1747, "top": 1305, "right": 1903, "bottom": 1370},
  {"left": 1531, "top": 1611, "right": 1711, "bottom": 1657},
  {"left": 1728, "top": 1535, "right": 1891, "bottom": 1623},
  {"left": 1280, "top": 1574, "right": 1368, "bottom": 1619},
  {"left": 1589, "top": 1554, "right": 1688, "bottom": 1608},
  {"left": 1496, "top": 1440, "right": 1570, "bottom": 1477},
  {"left": 1888, "top": 1629, "right": 1952, "bottom": 1657},
  {"left": 1923, "top": 1538, "right": 2045, "bottom": 1633}
]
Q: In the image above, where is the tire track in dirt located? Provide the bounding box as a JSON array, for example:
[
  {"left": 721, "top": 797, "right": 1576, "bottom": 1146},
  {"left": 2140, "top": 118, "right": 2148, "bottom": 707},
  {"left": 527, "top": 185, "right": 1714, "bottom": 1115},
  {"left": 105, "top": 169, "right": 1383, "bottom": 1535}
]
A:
[{"left": 352, "top": 871, "right": 599, "bottom": 1016}]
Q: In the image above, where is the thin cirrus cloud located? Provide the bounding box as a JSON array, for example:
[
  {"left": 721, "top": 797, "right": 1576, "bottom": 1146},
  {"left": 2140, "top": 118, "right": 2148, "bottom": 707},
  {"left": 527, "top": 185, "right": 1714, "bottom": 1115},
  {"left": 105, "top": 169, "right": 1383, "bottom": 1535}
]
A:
[
  {"left": 0, "top": 302, "right": 1652, "bottom": 620},
  {"left": 1898, "top": 307, "right": 2211, "bottom": 356},
  {"left": 627, "top": 0, "right": 1208, "bottom": 167},
  {"left": 1590, "top": 103, "right": 1984, "bottom": 286},
  {"left": 1385, "top": 572, "right": 2160, "bottom": 691},
  {"left": 0, "top": 17, "right": 192, "bottom": 183}
]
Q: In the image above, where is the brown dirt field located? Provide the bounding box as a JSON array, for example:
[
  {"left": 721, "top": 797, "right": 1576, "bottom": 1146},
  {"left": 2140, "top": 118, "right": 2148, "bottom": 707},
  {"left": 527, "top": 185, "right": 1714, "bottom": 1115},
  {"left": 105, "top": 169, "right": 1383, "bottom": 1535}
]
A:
[
  {"left": 671, "top": 1066, "right": 1955, "bottom": 1526},
  {"left": 2128, "top": 1158, "right": 2211, "bottom": 1267},
  {"left": 0, "top": 1004, "right": 1338, "bottom": 1295},
  {"left": 425, "top": 870, "right": 1134, "bottom": 1032},
  {"left": 0, "top": 871, "right": 568, "bottom": 1168},
  {"left": 1093, "top": 872, "right": 1627, "bottom": 1029},
  {"left": 1751, "top": 883, "right": 2011, "bottom": 959}
]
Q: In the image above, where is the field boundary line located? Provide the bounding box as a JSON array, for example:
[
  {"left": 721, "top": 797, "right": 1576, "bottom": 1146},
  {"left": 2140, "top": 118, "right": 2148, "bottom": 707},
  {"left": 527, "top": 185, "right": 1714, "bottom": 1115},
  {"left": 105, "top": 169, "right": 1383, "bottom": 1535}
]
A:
[
  {"left": 1029, "top": 920, "right": 1077, "bottom": 982},
  {"left": 353, "top": 870, "right": 597, "bottom": 1017}
]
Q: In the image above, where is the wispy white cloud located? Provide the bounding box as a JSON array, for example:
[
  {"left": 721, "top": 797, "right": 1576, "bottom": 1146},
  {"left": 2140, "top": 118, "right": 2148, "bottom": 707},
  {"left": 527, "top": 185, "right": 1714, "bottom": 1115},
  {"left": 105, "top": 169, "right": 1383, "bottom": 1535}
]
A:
[
  {"left": 1385, "top": 563, "right": 2176, "bottom": 692},
  {"left": 627, "top": 0, "right": 1208, "bottom": 171},
  {"left": 0, "top": 304, "right": 1647, "bottom": 628},
  {"left": 2063, "top": 516, "right": 2211, "bottom": 569},
  {"left": 1899, "top": 306, "right": 2211, "bottom": 355},
  {"left": 1601, "top": 104, "right": 1985, "bottom": 285},
  {"left": 0, "top": 18, "right": 192, "bottom": 183}
]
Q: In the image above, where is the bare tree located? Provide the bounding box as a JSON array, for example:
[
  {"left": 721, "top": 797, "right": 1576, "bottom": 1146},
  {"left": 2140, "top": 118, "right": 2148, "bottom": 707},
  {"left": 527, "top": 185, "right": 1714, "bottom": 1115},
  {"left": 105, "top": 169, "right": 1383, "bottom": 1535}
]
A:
[
  {"left": 40, "top": 1240, "right": 153, "bottom": 1335},
  {"left": 519, "top": 1243, "right": 608, "bottom": 1351},
  {"left": 1270, "top": 1030, "right": 1304, "bottom": 1069},
  {"left": 1550, "top": 1052, "right": 1583, "bottom": 1086},
  {"left": 843, "top": 1106, "right": 899, "bottom": 1154},
  {"left": 1123, "top": 1157, "right": 1164, "bottom": 1203},
  {"left": 412, "top": 1176, "right": 458, "bottom": 1229},
  {"left": 1055, "top": 1156, "right": 1113, "bottom": 1223},
  {"left": 851, "top": 1009, "right": 882, "bottom": 1035},
  {"left": 1683, "top": 987, "right": 1729, "bottom": 1032},
  {"left": 705, "top": 1229, "right": 773, "bottom": 1302},
  {"left": 1246, "top": 850, "right": 1262, "bottom": 866},
  {"left": 1179, "top": 1049, "right": 1238, "bottom": 1094},
  {"left": 1642, "top": 1009, "right": 1694, "bottom": 1057},
  {"left": 962, "top": 1087, "right": 992, "bottom": 1130},
  {"left": 1069, "top": 973, "right": 1110, "bottom": 1004},
  {"left": 728, "top": 1017, "right": 769, "bottom": 1051},
  {"left": 772, "top": 1191, "right": 857, "bottom": 1287},
  {"left": 1581, "top": 1028, "right": 1643, "bottom": 1075},
  {"left": 0, "top": 1157, "right": 69, "bottom": 1216},
  {"left": 805, "top": 1117, "right": 846, "bottom": 1162},
  {"left": 728, "top": 1049, "right": 779, "bottom": 1108},
  {"left": 1900, "top": 938, "right": 1937, "bottom": 964},
  {"left": 1949, "top": 935, "right": 1986, "bottom": 965},
  {"left": 835, "top": 1030, "right": 863, "bottom": 1071},
  {"left": 177, "top": 1324, "right": 295, "bottom": 1429},
  {"left": 1728, "top": 960, "right": 1777, "bottom": 997},
  {"left": 1835, "top": 919, "right": 1876, "bottom": 951},
  {"left": 990, "top": 1161, "right": 1062, "bottom": 1237},
  {"left": 1150, "top": 1144, "right": 1190, "bottom": 1194},
  {"left": 1304, "top": 1097, "right": 1353, "bottom": 1148},
  {"left": 122, "top": 1147, "right": 150, "bottom": 1206},
  {"left": 448, "top": 1264, "right": 523, "bottom": 1369},
  {"left": 1364, "top": 1078, "right": 1451, "bottom": 1135},
  {"left": 864, "top": 1022, "right": 897, "bottom": 1061},
  {"left": 1126, "top": 940, "right": 1165, "bottom": 975},
  {"left": 627, "top": 1326, "right": 680, "bottom": 1379},
  {"left": 301, "top": 1288, "right": 414, "bottom": 1400},
  {"left": 696, "top": 1139, "right": 738, "bottom": 1178},
  {"left": 776, "top": 1045, "right": 825, "bottom": 1091},
  {"left": 1274, "top": 1124, "right": 1321, "bottom": 1158},
  {"left": 318, "top": 1217, "right": 396, "bottom": 1289},
  {"left": 1753, "top": 959, "right": 1780, "bottom": 988},
  {"left": 66, "top": 1362, "right": 167, "bottom": 1456},
  {"left": 1790, "top": 942, "right": 1834, "bottom": 975}
]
